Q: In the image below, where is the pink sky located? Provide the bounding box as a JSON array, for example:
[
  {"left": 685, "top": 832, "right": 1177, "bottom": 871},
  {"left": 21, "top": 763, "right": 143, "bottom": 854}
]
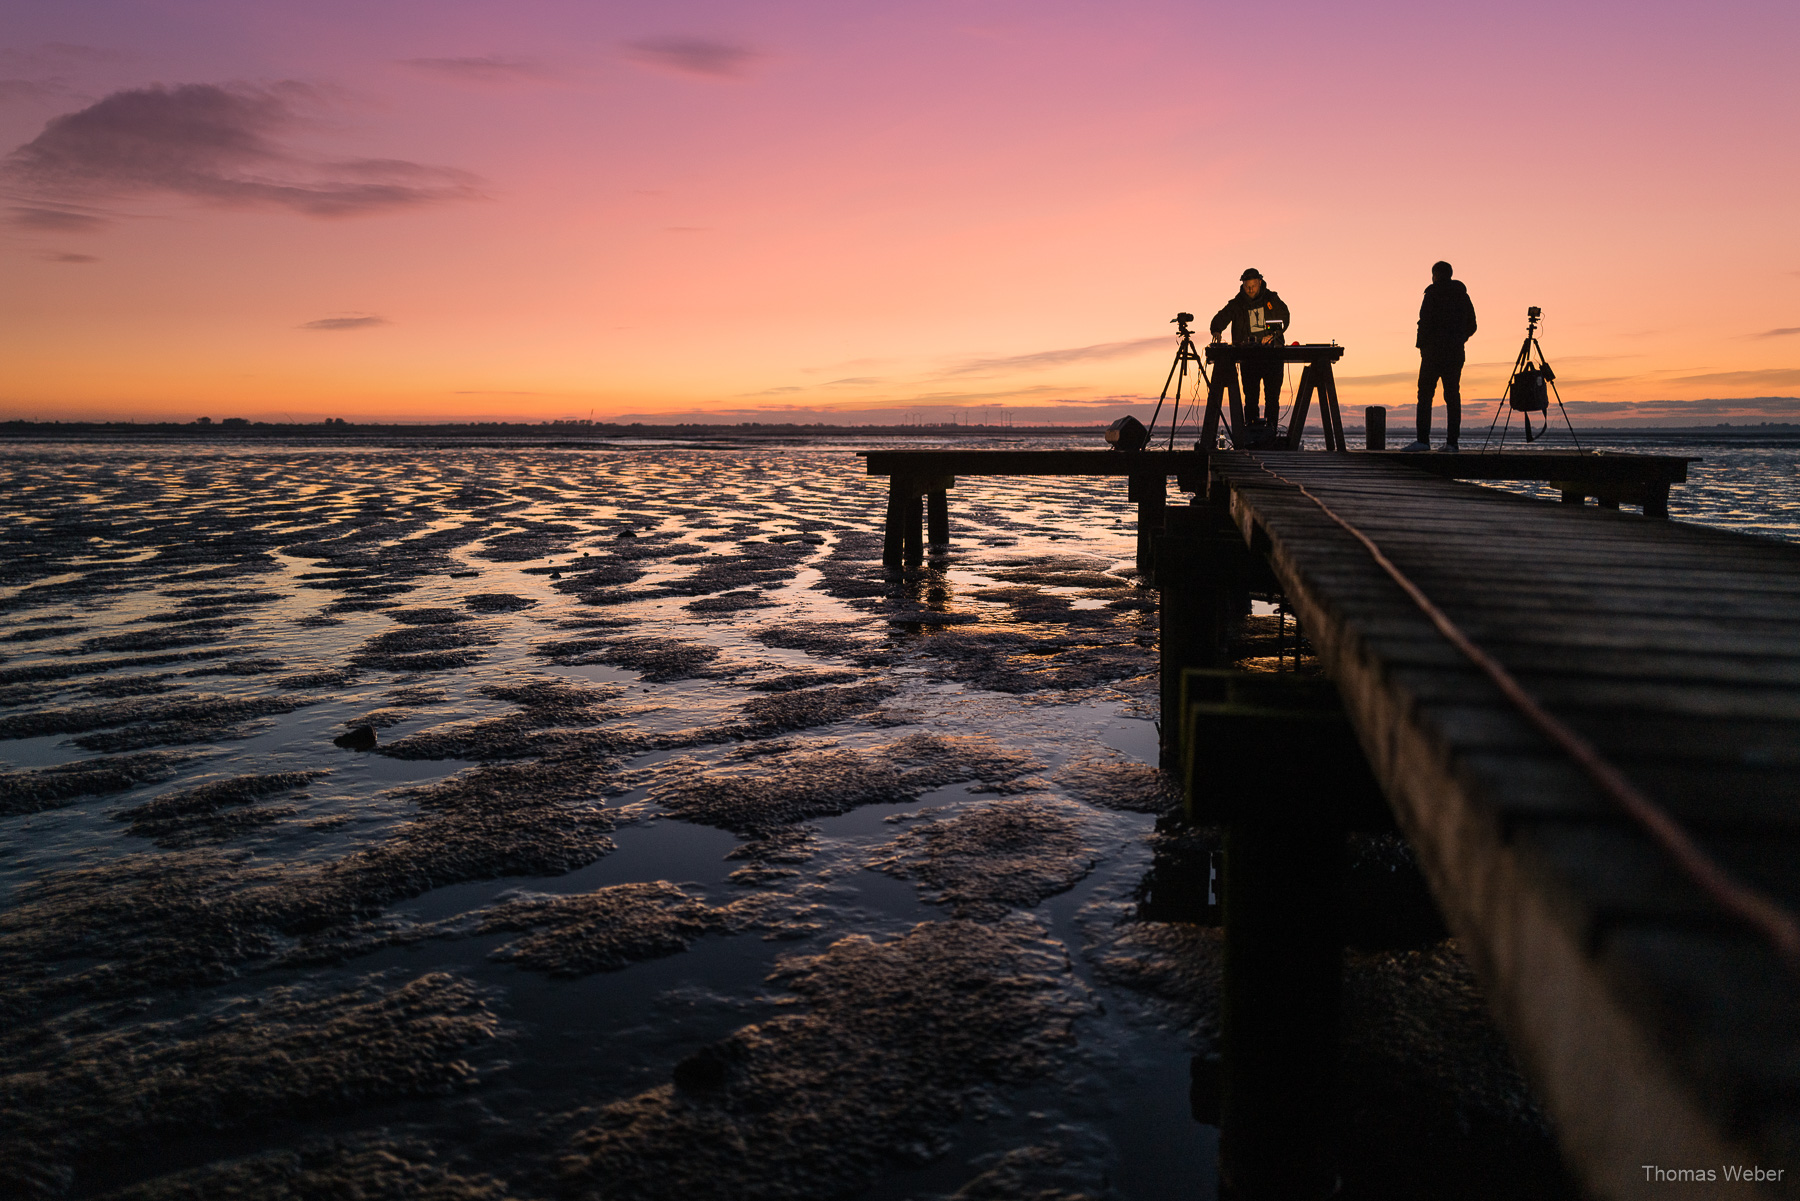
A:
[{"left": 3, "top": 0, "right": 1797, "bottom": 425}]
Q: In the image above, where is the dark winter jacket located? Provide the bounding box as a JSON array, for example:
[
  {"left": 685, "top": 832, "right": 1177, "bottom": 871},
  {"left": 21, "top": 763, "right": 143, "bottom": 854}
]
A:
[
  {"left": 1210, "top": 287, "right": 1292, "bottom": 345},
  {"left": 1416, "top": 280, "right": 1477, "bottom": 352}
]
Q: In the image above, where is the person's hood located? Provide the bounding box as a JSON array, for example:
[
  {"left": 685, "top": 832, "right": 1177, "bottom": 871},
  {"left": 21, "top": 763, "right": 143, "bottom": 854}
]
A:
[{"left": 1424, "top": 279, "right": 1467, "bottom": 297}]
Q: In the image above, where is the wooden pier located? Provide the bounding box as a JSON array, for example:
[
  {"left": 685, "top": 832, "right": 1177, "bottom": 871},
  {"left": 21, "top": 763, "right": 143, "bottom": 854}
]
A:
[
  {"left": 860, "top": 448, "right": 1204, "bottom": 569},
  {"left": 1160, "top": 451, "right": 1798, "bottom": 1199},
  {"left": 856, "top": 441, "right": 1800, "bottom": 1197},
  {"left": 860, "top": 447, "right": 1691, "bottom": 568}
]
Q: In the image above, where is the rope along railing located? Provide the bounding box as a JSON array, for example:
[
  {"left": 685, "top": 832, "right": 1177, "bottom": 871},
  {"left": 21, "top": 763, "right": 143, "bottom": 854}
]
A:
[{"left": 1246, "top": 453, "right": 1800, "bottom": 968}]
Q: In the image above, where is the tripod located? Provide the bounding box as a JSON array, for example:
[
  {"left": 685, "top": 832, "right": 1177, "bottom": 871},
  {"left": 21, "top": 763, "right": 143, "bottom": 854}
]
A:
[
  {"left": 1146, "top": 312, "right": 1211, "bottom": 451},
  {"left": 1482, "top": 307, "right": 1581, "bottom": 450}
]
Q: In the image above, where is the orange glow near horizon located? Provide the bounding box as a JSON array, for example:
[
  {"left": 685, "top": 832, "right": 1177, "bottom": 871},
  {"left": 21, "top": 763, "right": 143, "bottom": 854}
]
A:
[{"left": 3, "top": 0, "right": 1797, "bottom": 427}]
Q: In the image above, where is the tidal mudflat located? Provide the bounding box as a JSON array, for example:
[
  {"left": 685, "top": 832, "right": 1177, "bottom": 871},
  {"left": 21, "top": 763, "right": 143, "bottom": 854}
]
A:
[{"left": 0, "top": 438, "right": 1609, "bottom": 1199}]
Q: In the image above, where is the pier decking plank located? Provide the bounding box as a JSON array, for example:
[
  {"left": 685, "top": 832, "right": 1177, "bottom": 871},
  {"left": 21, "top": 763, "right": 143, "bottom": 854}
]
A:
[{"left": 1198, "top": 450, "right": 1800, "bottom": 1197}]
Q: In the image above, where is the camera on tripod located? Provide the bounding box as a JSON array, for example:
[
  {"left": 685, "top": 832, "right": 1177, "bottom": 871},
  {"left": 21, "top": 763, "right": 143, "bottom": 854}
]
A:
[{"left": 1486, "top": 305, "right": 1578, "bottom": 447}]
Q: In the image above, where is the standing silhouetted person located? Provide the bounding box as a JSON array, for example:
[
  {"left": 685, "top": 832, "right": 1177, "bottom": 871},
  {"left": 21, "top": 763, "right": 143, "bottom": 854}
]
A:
[
  {"left": 1404, "top": 261, "right": 1477, "bottom": 452},
  {"left": 1210, "top": 268, "right": 1291, "bottom": 429}
]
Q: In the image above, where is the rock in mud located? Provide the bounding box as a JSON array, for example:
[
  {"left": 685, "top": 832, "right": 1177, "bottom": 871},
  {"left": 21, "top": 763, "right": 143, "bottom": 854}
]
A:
[
  {"left": 0, "top": 752, "right": 192, "bottom": 817},
  {"left": 558, "top": 919, "right": 1087, "bottom": 1201},
  {"left": 335, "top": 725, "right": 380, "bottom": 751},
  {"left": 0, "top": 972, "right": 502, "bottom": 1201},
  {"left": 867, "top": 797, "right": 1098, "bottom": 920},
  {"left": 93, "top": 1141, "right": 511, "bottom": 1201}
]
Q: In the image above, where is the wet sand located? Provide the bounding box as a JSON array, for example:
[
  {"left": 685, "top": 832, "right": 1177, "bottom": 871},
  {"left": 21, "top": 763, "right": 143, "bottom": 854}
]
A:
[{"left": 0, "top": 438, "right": 1609, "bottom": 1199}]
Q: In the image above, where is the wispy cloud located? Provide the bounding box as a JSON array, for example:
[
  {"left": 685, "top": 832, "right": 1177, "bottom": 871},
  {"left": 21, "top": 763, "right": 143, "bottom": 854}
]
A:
[
  {"left": 397, "top": 56, "right": 549, "bottom": 85},
  {"left": 623, "top": 37, "right": 759, "bottom": 79},
  {"left": 1757, "top": 327, "right": 1800, "bottom": 339},
  {"left": 7, "top": 203, "right": 106, "bottom": 230},
  {"left": 940, "top": 336, "right": 1166, "bottom": 378},
  {"left": 300, "top": 314, "right": 389, "bottom": 331},
  {"left": 42, "top": 250, "right": 96, "bottom": 263},
  {"left": 1339, "top": 371, "right": 1416, "bottom": 386},
  {"left": 4, "top": 83, "right": 480, "bottom": 220},
  {"left": 1671, "top": 367, "right": 1800, "bottom": 388},
  {"left": 1568, "top": 396, "right": 1800, "bottom": 418}
]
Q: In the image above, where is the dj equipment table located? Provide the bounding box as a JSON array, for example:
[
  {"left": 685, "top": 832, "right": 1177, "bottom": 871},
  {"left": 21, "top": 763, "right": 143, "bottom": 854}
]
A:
[{"left": 1203, "top": 343, "right": 1348, "bottom": 451}]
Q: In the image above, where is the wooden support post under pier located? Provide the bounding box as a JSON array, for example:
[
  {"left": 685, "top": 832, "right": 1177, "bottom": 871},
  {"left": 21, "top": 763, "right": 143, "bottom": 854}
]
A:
[
  {"left": 902, "top": 491, "right": 923, "bottom": 564},
  {"left": 1130, "top": 473, "right": 1166, "bottom": 575},
  {"left": 1155, "top": 506, "right": 1250, "bottom": 770},
  {"left": 1179, "top": 674, "right": 1389, "bottom": 1200},
  {"left": 1223, "top": 809, "right": 1343, "bottom": 1200},
  {"left": 883, "top": 474, "right": 954, "bottom": 567}
]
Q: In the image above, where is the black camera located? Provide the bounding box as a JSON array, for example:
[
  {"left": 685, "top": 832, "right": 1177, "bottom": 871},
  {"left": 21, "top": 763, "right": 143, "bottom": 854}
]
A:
[
  {"left": 1527, "top": 306, "right": 1542, "bottom": 319},
  {"left": 1172, "top": 312, "right": 1194, "bottom": 324}
]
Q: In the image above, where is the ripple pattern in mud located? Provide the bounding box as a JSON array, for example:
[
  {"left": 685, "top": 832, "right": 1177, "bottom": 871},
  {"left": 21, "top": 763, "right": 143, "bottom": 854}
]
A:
[{"left": 0, "top": 437, "right": 1608, "bottom": 1198}]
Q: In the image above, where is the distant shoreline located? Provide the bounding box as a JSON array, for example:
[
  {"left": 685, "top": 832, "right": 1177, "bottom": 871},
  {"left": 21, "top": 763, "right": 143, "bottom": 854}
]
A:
[{"left": 3, "top": 420, "right": 1798, "bottom": 445}]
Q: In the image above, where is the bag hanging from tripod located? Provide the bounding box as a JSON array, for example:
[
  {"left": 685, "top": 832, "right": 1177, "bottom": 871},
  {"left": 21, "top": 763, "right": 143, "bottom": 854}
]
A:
[
  {"left": 1509, "top": 363, "right": 1551, "bottom": 441},
  {"left": 1510, "top": 365, "right": 1550, "bottom": 413}
]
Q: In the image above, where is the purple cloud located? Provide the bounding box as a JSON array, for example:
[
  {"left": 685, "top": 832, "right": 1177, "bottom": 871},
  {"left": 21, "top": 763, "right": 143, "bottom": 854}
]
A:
[
  {"left": 397, "top": 56, "right": 549, "bottom": 85},
  {"left": 5, "top": 83, "right": 479, "bottom": 219},
  {"left": 1758, "top": 327, "right": 1800, "bottom": 338},
  {"left": 301, "top": 315, "right": 389, "bottom": 331},
  {"left": 623, "top": 37, "right": 758, "bottom": 79},
  {"left": 942, "top": 336, "right": 1166, "bottom": 378},
  {"left": 43, "top": 251, "right": 98, "bottom": 263},
  {"left": 8, "top": 204, "right": 106, "bottom": 230}
]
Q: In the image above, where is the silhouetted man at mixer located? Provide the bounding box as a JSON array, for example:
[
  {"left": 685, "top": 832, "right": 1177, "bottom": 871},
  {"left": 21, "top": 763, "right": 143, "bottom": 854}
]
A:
[
  {"left": 1210, "top": 269, "right": 1291, "bottom": 428},
  {"left": 1404, "top": 260, "right": 1478, "bottom": 452}
]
